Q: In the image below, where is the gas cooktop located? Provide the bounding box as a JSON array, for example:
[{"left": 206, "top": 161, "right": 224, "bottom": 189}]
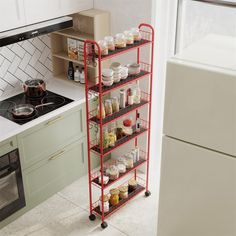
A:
[{"left": 0, "top": 90, "right": 73, "bottom": 125}]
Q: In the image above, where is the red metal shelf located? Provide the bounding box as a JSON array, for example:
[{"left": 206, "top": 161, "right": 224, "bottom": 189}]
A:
[
  {"left": 92, "top": 158, "right": 147, "bottom": 189},
  {"left": 91, "top": 126, "right": 148, "bottom": 158},
  {"left": 93, "top": 184, "right": 145, "bottom": 219},
  {"left": 98, "top": 39, "right": 152, "bottom": 61},
  {"left": 84, "top": 23, "right": 154, "bottom": 226},
  {"left": 89, "top": 70, "right": 150, "bottom": 95},
  {"left": 89, "top": 94, "right": 149, "bottom": 126}
]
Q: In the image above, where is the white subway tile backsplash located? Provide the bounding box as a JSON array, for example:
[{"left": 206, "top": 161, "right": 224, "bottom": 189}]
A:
[
  {"left": 11, "top": 44, "right": 26, "bottom": 58},
  {"left": 14, "top": 68, "right": 29, "bottom": 82},
  {"left": 39, "top": 46, "right": 50, "bottom": 64},
  {"left": 4, "top": 72, "right": 19, "bottom": 86},
  {"left": 19, "top": 52, "right": 31, "bottom": 71},
  {"left": 21, "top": 41, "right": 36, "bottom": 55},
  {"left": 8, "top": 56, "right": 21, "bottom": 74},
  {"left": 0, "top": 60, "right": 11, "bottom": 78},
  {"left": 29, "top": 49, "right": 41, "bottom": 67},
  {"left": 32, "top": 37, "right": 45, "bottom": 52},
  {"left": 25, "top": 65, "right": 38, "bottom": 78},
  {"left": 0, "top": 47, "right": 15, "bottom": 62},
  {"left": 0, "top": 35, "right": 53, "bottom": 97},
  {"left": 35, "top": 61, "right": 48, "bottom": 76}
]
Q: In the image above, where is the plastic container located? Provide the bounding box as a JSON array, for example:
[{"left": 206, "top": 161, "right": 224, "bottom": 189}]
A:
[
  {"left": 125, "top": 153, "right": 134, "bottom": 168},
  {"left": 104, "top": 36, "right": 115, "bottom": 51},
  {"left": 108, "top": 165, "right": 119, "bottom": 180},
  {"left": 99, "top": 175, "right": 109, "bottom": 185},
  {"left": 127, "top": 63, "right": 141, "bottom": 75},
  {"left": 117, "top": 163, "right": 126, "bottom": 173}
]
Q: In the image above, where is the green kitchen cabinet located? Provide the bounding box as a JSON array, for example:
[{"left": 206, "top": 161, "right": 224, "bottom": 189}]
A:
[
  {"left": 23, "top": 137, "right": 87, "bottom": 208},
  {"left": 17, "top": 104, "right": 86, "bottom": 170}
]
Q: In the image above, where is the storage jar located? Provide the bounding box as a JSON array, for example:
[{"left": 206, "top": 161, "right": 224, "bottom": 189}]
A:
[
  {"left": 124, "top": 30, "right": 134, "bottom": 45},
  {"left": 96, "top": 40, "right": 108, "bottom": 55},
  {"left": 128, "top": 179, "right": 137, "bottom": 192},
  {"left": 131, "top": 28, "right": 142, "bottom": 41},
  {"left": 115, "top": 33, "right": 126, "bottom": 48},
  {"left": 99, "top": 195, "right": 110, "bottom": 212},
  {"left": 109, "top": 188, "right": 120, "bottom": 206},
  {"left": 104, "top": 36, "right": 115, "bottom": 51},
  {"left": 119, "top": 186, "right": 128, "bottom": 199}
]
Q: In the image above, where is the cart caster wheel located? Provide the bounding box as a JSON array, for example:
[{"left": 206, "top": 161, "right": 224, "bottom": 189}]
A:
[
  {"left": 145, "top": 191, "right": 151, "bottom": 197},
  {"left": 101, "top": 221, "right": 108, "bottom": 229},
  {"left": 89, "top": 214, "right": 96, "bottom": 221}
]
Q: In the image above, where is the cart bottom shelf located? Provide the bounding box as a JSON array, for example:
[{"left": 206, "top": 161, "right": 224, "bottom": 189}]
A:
[{"left": 93, "top": 184, "right": 145, "bottom": 218}]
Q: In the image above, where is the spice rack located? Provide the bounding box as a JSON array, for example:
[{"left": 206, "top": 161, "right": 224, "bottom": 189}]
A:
[{"left": 84, "top": 23, "right": 154, "bottom": 229}]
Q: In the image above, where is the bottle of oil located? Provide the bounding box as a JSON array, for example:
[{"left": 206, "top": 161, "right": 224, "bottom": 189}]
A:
[{"left": 68, "top": 61, "right": 74, "bottom": 80}]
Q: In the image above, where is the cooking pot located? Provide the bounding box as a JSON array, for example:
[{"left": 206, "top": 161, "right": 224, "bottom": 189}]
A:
[{"left": 23, "top": 79, "right": 46, "bottom": 98}]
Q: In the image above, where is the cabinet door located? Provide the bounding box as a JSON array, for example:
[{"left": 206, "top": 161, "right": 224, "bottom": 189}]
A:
[
  {"left": 18, "top": 104, "right": 86, "bottom": 170},
  {"left": 60, "top": 0, "right": 93, "bottom": 16},
  {"left": 164, "top": 60, "right": 236, "bottom": 156},
  {"left": 23, "top": 138, "right": 87, "bottom": 207},
  {"left": 24, "top": 0, "right": 61, "bottom": 25},
  {"left": 0, "top": 0, "right": 26, "bottom": 32},
  {"left": 158, "top": 136, "right": 236, "bottom": 236}
]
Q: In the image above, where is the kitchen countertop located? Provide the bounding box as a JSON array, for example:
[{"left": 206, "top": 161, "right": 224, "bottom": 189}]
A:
[{"left": 0, "top": 78, "right": 88, "bottom": 143}]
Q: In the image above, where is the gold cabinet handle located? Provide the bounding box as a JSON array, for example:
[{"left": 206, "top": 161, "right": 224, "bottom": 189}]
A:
[
  {"left": 45, "top": 116, "right": 62, "bottom": 126},
  {"left": 48, "top": 150, "right": 65, "bottom": 161}
]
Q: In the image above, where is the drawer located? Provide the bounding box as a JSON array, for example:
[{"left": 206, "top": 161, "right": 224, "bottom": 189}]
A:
[
  {"left": 158, "top": 136, "right": 236, "bottom": 236},
  {"left": 164, "top": 61, "right": 236, "bottom": 156},
  {"left": 0, "top": 137, "right": 17, "bottom": 156},
  {"left": 18, "top": 104, "right": 86, "bottom": 169},
  {"left": 23, "top": 137, "right": 87, "bottom": 206}
]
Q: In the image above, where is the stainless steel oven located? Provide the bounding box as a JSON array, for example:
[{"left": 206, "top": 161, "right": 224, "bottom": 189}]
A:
[{"left": 0, "top": 149, "right": 25, "bottom": 221}]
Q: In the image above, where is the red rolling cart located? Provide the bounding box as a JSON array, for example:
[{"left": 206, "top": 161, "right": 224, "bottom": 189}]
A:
[{"left": 84, "top": 23, "right": 154, "bottom": 229}]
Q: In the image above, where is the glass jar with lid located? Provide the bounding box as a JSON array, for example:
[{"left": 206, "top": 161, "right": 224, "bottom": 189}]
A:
[
  {"left": 124, "top": 30, "right": 134, "bottom": 45},
  {"left": 115, "top": 33, "right": 126, "bottom": 48},
  {"left": 125, "top": 153, "right": 134, "bottom": 169},
  {"left": 108, "top": 165, "right": 119, "bottom": 180},
  {"left": 102, "top": 127, "right": 109, "bottom": 149},
  {"left": 109, "top": 188, "right": 120, "bottom": 206},
  {"left": 131, "top": 28, "right": 142, "bottom": 42},
  {"left": 119, "top": 186, "right": 128, "bottom": 199},
  {"left": 99, "top": 195, "right": 110, "bottom": 212},
  {"left": 112, "top": 97, "right": 120, "bottom": 113},
  {"left": 96, "top": 40, "right": 108, "bottom": 55},
  {"left": 104, "top": 36, "right": 115, "bottom": 51},
  {"left": 105, "top": 99, "right": 113, "bottom": 116}
]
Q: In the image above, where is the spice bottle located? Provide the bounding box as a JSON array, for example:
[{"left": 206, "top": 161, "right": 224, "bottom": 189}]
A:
[
  {"left": 119, "top": 89, "right": 126, "bottom": 109},
  {"left": 96, "top": 103, "right": 106, "bottom": 120},
  {"left": 112, "top": 97, "right": 120, "bottom": 113},
  {"left": 136, "top": 113, "right": 141, "bottom": 132},
  {"left": 74, "top": 66, "right": 80, "bottom": 82},
  {"left": 128, "top": 89, "right": 134, "bottom": 105},
  {"left": 105, "top": 99, "right": 113, "bottom": 116}
]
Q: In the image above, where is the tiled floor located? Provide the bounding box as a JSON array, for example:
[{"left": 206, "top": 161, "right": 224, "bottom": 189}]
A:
[{"left": 0, "top": 157, "right": 158, "bottom": 236}]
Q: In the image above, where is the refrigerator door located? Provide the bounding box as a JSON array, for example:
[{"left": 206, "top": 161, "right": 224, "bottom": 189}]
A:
[
  {"left": 163, "top": 59, "right": 236, "bottom": 156},
  {"left": 158, "top": 136, "right": 236, "bottom": 236}
]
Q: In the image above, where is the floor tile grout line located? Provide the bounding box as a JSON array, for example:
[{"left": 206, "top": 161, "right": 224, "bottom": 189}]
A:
[{"left": 56, "top": 192, "right": 88, "bottom": 211}]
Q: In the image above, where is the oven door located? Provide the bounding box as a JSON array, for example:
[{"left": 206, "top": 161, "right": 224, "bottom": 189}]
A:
[{"left": 0, "top": 149, "right": 25, "bottom": 222}]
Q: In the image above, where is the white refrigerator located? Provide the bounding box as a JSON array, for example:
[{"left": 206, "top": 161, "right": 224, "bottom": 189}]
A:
[{"left": 158, "top": 35, "right": 236, "bottom": 236}]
